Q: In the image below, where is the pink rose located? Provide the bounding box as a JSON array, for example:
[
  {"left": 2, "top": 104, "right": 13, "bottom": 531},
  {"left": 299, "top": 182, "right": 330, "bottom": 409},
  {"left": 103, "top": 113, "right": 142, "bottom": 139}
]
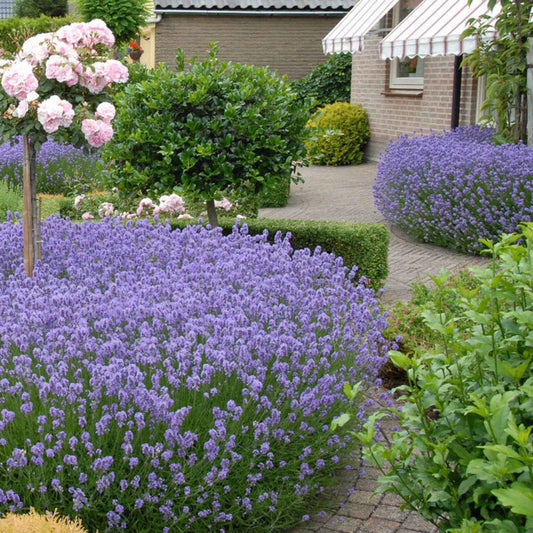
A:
[
  {"left": 37, "top": 95, "right": 74, "bottom": 133},
  {"left": 56, "top": 23, "right": 85, "bottom": 47},
  {"left": 12, "top": 100, "right": 29, "bottom": 118},
  {"left": 98, "top": 202, "right": 114, "bottom": 218},
  {"left": 103, "top": 60, "right": 129, "bottom": 84},
  {"left": 95, "top": 102, "right": 115, "bottom": 123},
  {"left": 84, "top": 19, "right": 115, "bottom": 48},
  {"left": 45, "top": 54, "right": 80, "bottom": 86},
  {"left": 18, "top": 33, "right": 54, "bottom": 65},
  {"left": 82, "top": 212, "right": 94, "bottom": 221},
  {"left": 1, "top": 61, "right": 39, "bottom": 101},
  {"left": 79, "top": 62, "right": 109, "bottom": 94},
  {"left": 81, "top": 118, "right": 113, "bottom": 147}
]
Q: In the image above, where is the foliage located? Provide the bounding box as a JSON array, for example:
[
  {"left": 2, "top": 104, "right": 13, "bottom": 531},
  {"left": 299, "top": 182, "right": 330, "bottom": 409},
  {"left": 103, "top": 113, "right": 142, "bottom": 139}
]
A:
[
  {"left": 257, "top": 172, "right": 291, "bottom": 208},
  {"left": 14, "top": 0, "right": 67, "bottom": 18},
  {"left": 168, "top": 217, "right": 390, "bottom": 288},
  {"left": 306, "top": 102, "right": 370, "bottom": 166},
  {"left": 0, "top": 15, "right": 75, "bottom": 55},
  {"left": 0, "top": 181, "right": 22, "bottom": 220},
  {"left": 1, "top": 137, "right": 104, "bottom": 195},
  {"left": 75, "top": 0, "right": 151, "bottom": 48},
  {"left": 0, "top": 215, "right": 390, "bottom": 531},
  {"left": 0, "top": 508, "right": 88, "bottom": 533},
  {"left": 291, "top": 53, "right": 352, "bottom": 111},
  {"left": 462, "top": 0, "right": 532, "bottom": 143},
  {"left": 103, "top": 45, "right": 310, "bottom": 226},
  {"left": 333, "top": 223, "right": 533, "bottom": 532},
  {"left": 374, "top": 126, "right": 533, "bottom": 254}
]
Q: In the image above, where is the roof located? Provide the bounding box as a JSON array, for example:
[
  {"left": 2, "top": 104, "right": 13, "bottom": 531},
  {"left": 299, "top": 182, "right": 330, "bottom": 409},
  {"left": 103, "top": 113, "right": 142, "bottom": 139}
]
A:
[
  {"left": 323, "top": 0, "right": 397, "bottom": 54},
  {"left": 0, "top": 0, "right": 15, "bottom": 18},
  {"left": 156, "top": 0, "right": 353, "bottom": 10},
  {"left": 380, "top": 0, "right": 500, "bottom": 59}
]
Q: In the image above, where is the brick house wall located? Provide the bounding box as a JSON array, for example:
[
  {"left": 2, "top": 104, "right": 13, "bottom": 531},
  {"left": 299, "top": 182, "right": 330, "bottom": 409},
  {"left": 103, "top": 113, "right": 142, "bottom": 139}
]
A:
[
  {"left": 155, "top": 13, "right": 345, "bottom": 80},
  {"left": 352, "top": 34, "right": 479, "bottom": 161}
]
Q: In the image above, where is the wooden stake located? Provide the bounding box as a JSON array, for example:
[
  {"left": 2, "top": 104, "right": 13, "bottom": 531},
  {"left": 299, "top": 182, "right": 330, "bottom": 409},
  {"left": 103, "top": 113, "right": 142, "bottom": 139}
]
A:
[
  {"left": 206, "top": 199, "right": 219, "bottom": 228},
  {"left": 22, "top": 135, "right": 39, "bottom": 276}
]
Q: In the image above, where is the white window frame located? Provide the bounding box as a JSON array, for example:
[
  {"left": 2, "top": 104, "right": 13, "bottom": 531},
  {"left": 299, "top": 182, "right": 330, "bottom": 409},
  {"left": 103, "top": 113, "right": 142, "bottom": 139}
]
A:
[{"left": 389, "top": 1, "right": 424, "bottom": 90}]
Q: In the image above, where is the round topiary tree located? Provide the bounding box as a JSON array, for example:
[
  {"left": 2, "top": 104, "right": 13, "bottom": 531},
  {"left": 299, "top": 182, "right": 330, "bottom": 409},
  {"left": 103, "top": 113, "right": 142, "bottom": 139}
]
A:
[
  {"left": 306, "top": 102, "right": 370, "bottom": 166},
  {"left": 103, "top": 45, "right": 310, "bottom": 227}
]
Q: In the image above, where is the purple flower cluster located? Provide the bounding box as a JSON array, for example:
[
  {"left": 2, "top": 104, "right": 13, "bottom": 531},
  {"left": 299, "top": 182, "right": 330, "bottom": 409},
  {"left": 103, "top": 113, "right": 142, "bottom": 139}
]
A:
[
  {"left": 374, "top": 126, "right": 533, "bottom": 253},
  {"left": 0, "top": 216, "right": 390, "bottom": 531},
  {"left": 0, "top": 136, "right": 101, "bottom": 195}
]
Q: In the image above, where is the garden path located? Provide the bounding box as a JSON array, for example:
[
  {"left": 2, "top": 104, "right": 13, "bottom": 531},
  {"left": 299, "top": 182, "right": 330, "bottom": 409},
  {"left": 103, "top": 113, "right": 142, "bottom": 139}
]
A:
[{"left": 259, "top": 164, "right": 489, "bottom": 533}]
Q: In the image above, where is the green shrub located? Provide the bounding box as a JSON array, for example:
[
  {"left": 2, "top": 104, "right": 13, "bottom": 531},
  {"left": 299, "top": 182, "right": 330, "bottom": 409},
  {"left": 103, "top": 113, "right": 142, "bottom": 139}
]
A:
[
  {"left": 257, "top": 173, "right": 291, "bottom": 208},
  {"left": 0, "top": 15, "right": 76, "bottom": 54},
  {"left": 75, "top": 0, "right": 151, "bottom": 47},
  {"left": 307, "top": 102, "right": 370, "bottom": 166},
  {"left": 104, "top": 45, "right": 310, "bottom": 226},
  {"left": 335, "top": 223, "right": 533, "bottom": 532},
  {"left": 291, "top": 53, "right": 352, "bottom": 111},
  {"left": 168, "top": 217, "right": 389, "bottom": 288},
  {"left": 14, "top": 0, "right": 67, "bottom": 18}
]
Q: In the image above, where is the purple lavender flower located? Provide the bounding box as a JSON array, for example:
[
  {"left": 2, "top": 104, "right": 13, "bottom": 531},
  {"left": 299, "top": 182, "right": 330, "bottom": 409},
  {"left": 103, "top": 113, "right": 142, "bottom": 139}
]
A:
[
  {"left": 0, "top": 217, "right": 391, "bottom": 531},
  {"left": 374, "top": 126, "right": 533, "bottom": 253}
]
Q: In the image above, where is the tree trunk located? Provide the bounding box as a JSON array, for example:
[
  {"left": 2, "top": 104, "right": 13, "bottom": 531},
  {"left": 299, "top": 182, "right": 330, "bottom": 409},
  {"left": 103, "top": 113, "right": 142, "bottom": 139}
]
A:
[
  {"left": 205, "top": 199, "right": 219, "bottom": 228},
  {"left": 22, "top": 135, "right": 40, "bottom": 277}
]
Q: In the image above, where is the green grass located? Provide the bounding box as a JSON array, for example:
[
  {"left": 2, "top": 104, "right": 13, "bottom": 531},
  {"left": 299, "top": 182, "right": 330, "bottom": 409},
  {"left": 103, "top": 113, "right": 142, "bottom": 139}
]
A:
[{"left": 0, "top": 182, "right": 65, "bottom": 221}]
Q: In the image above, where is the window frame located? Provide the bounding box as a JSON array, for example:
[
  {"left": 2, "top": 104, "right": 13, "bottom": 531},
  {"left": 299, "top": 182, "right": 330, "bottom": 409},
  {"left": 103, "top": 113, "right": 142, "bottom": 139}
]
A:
[{"left": 389, "top": 0, "right": 424, "bottom": 90}]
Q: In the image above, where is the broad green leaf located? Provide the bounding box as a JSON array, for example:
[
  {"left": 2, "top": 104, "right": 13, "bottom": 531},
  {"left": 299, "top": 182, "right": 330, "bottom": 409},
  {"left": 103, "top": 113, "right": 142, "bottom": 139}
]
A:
[{"left": 492, "top": 484, "right": 533, "bottom": 516}]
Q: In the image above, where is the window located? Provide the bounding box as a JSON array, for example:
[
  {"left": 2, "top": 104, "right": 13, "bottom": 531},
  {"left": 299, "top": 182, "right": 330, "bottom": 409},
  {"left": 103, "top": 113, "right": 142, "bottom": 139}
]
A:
[{"left": 389, "top": 0, "right": 424, "bottom": 90}]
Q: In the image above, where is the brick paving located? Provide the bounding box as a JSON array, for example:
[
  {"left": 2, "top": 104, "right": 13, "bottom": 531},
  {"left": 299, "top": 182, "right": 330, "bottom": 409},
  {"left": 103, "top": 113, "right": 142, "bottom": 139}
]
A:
[{"left": 259, "top": 164, "right": 488, "bottom": 533}]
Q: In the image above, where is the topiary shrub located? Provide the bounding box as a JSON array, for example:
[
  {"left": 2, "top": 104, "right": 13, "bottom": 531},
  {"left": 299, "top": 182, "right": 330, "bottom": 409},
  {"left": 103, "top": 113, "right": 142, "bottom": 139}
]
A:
[
  {"left": 374, "top": 126, "right": 533, "bottom": 254},
  {"left": 306, "top": 102, "right": 370, "bottom": 166},
  {"left": 291, "top": 53, "right": 352, "bottom": 111},
  {"left": 103, "top": 45, "right": 310, "bottom": 227}
]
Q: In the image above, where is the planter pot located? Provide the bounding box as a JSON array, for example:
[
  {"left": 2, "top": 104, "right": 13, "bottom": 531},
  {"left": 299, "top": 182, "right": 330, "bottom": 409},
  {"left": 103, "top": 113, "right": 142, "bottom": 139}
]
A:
[{"left": 129, "top": 50, "right": 143, "bottom": 62}]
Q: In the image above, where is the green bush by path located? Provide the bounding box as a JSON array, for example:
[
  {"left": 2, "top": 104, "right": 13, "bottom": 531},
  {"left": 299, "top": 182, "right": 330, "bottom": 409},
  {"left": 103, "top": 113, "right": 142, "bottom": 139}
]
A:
[
  {"left": 291, "top": 53, "right": 352, "bottom": 111},
  {"left": 168, "top": 217, "right": 389, "bottom": 288},
  {"left": 335, "top": 223, "right": 533, "bottom": 532},
  {"left": 306, "top": 102, "right": 370, "bottom": 166}
]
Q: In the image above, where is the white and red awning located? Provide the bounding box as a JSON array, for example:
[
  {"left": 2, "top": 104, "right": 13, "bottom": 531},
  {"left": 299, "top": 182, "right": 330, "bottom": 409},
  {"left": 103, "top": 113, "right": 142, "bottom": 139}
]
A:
[
  {"left": 379, "top": 0, "right": 500, "bottom": 59},
  {"left": 322, "top": 0, "right": 399, "bottom": 55}
]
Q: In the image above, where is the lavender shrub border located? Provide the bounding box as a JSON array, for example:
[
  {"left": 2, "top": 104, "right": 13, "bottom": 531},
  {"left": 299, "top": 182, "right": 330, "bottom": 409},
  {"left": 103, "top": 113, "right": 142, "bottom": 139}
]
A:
[
  {"left": 374, "top": 126, "right": 533, "bottom": 254},
  {"left": 0, "top": 216, "right": 391, "bottom": 531}
]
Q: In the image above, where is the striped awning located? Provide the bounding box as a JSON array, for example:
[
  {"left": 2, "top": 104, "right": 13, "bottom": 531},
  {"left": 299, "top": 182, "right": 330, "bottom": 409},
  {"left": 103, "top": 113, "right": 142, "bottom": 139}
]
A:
[
  {"left": 380, "top": 0, "right": 500, "bottom": 59},
  {"left": 322, "top": 0, "right": 398, "bottom": 55}
]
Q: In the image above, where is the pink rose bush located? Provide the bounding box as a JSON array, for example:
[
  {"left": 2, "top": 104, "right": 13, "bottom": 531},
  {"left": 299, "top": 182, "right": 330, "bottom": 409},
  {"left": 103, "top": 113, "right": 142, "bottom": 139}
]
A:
[{"left": 0, "top": 19, "right": 128, "bottom": 148}]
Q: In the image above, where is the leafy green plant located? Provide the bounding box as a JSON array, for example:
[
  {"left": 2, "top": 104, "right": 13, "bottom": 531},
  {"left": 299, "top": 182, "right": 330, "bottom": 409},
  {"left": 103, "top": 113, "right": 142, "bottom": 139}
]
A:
[
  {"left": 333, "top": 223, "right": 533, "bottom": 531},
  {"left": 104, "top": 44, "right": 310, "bottom": 227},
  {"left": 14, "top": 0, "right": 67, "bottom": 18},
  {"left": 462, "top": 0, "right": 532, "bottom": 143},
  {"left": 291, "top": 53, "right": 352, "bottom": 111},
  {"left": 257, "top": 173, "right": 291, "bottom": 208},
  {"left": 306, "top": 102, "right": 370, "bottom": 166},
  {"left": 75, "top": 0, "right": 151, "bottom": 47}
]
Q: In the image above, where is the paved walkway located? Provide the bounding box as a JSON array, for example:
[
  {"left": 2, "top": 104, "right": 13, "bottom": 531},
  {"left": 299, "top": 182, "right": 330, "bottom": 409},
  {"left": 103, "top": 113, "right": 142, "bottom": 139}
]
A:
[{"left": 259, "top": 164, "right": 488, "bottom": 533}]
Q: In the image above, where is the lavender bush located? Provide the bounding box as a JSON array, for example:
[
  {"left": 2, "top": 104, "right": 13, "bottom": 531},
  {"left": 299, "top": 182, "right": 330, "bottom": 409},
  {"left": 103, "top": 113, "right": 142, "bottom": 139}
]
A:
[
  {"left": 374, "top": 126, "right": 533, "bottom": 253},
  {"left": 0, "top": 136, "right": 102, "bottom": 196},
  {"left": 0, "top": 216, "right": 390, "bottom": 532}
]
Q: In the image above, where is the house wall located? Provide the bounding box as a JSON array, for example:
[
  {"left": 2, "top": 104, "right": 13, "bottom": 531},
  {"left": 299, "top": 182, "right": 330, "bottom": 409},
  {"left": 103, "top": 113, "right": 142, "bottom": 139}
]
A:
[
  {"left": 155, "top": 13, "right": 345, "bottom": 80},
  {"left": 352, "top": 34, "right": 478, "bottom": 161}
]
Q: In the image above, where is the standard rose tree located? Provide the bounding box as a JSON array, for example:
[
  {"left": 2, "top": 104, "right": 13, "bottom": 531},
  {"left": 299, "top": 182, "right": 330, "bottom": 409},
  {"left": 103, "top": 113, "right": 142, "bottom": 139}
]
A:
[{"left": 0, "top": 19, "right": 128, "bottom": 276}]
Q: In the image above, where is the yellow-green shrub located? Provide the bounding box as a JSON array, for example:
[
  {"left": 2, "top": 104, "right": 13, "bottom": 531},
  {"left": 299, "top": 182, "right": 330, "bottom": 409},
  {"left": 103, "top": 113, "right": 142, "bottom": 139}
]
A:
[
  {"left": 0, "top": 508, "right": 89, "bottom": 533},
  {"left": 307, "top": 102, "right": 370, "bottom": 166}
]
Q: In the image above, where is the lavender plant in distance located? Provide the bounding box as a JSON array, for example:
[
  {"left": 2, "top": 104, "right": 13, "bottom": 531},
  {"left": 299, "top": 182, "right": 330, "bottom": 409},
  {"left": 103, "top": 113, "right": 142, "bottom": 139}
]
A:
[
  {"left": 0, "top": 216, "right": 390, "bottom": 531},
  {"left": 374, "top": 126, "right": 533, "bottom": 253}
]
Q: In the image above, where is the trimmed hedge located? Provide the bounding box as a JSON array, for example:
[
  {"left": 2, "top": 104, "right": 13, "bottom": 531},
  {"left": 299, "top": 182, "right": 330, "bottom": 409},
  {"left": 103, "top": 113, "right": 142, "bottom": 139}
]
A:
[
  {"left": 0, "top": 15, "right": 77, "bottom": 54},
  {"left": 168, "top": 217, "right": 389, "bottom": 288}
]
